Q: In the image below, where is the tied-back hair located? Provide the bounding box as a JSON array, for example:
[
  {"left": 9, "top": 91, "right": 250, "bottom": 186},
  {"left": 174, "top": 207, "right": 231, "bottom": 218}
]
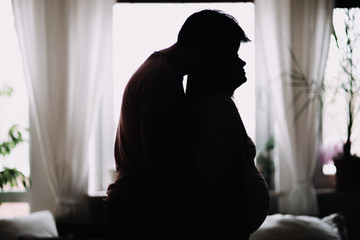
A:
[{"left": 178, "top": 9, "right": 250, "bottom": 56}]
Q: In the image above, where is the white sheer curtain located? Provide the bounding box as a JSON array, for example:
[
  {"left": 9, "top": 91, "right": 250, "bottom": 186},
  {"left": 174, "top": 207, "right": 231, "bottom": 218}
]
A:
[
  {"left": 255, "top": 0, "right": 334, "bottom": 215},
  {"left": 12, "top": 0, "right": 114, "bottom": 218}
]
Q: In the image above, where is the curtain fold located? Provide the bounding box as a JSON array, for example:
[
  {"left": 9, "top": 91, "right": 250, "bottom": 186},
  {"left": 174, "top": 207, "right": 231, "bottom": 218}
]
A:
[
  {"left": 12, "top": 0, "right": 114, "bottom": 218},
  {"left": 255, "top": 0, "right": 334, "bottom": 215}
]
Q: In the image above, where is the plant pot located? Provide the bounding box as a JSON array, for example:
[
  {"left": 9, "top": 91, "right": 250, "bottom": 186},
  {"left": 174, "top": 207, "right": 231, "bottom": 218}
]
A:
[{"left": 333, "top": 154, "right": 360, "bottom": 191}]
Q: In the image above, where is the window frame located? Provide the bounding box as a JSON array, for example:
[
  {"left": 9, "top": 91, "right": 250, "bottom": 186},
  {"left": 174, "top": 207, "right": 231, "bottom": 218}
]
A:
[{"left": 314, "top": 6, "right": 360, "bottom": 189}]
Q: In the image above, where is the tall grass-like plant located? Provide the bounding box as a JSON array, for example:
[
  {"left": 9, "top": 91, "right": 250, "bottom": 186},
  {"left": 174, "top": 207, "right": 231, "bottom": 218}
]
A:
[
  {"left": 282, "top": 48, "right": 324, "bottom": 124},
  {"left": 331, "top": 8, "right": 360, "bottom": 158},
  {"left": 326, "top": 8, "right": 360, "bottom": 190}
]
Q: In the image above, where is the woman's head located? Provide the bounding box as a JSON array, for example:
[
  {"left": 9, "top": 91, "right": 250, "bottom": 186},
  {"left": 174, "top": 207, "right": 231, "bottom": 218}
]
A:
[{"left": 186, "top": 55, "right": 247, "bottom": 97}]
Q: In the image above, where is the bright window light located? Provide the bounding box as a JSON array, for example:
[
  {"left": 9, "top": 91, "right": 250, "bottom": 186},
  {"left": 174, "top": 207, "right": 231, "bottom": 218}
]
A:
[
  {"left": 0, "top": 1, "right": 29, "bottom": 180},
  {"left": 0, "top": 202, "right": 29, "bottom": 218},
  {"left": 322, "top": 163, "right": 337, "bottom": 176}
]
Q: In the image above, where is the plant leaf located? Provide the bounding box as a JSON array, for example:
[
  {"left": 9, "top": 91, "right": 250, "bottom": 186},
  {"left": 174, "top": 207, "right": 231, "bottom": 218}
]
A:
[
  {"left": 332, "top": 22, "right": 340, "bottom": 49},
  {"left": 0, "top": 168, "right": 30, "bottom": 191}
]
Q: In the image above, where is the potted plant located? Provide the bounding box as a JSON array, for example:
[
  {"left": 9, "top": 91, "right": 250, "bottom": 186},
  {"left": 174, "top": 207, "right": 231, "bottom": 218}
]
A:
[
  {"left": 330, "top": 8, "right": 360, "bottom": 191},
  {"left": 0, "top": 85, "right": 29, "bottom": 202},
  {"left": 256, "top": 136, "right": 275, "bottom": 189}
]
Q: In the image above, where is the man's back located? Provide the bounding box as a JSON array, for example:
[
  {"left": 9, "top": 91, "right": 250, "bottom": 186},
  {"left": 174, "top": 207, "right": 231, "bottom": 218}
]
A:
[{"left": 106, "top": 51, "right": 187, "bottom": 203}]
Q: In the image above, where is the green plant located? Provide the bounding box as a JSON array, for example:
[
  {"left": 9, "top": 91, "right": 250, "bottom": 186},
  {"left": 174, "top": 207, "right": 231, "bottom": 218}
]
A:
[
  {"left": 0, "top": 168, "right": 28, "bottom": 190},
  {"left": 0, "top": 85, "right": 29, "bottom": 196},
  {"left": 256, "top": 136, "right": 275, "bottom": 188},
  {"left": 0, "top": 85, "right": 13, "bottom": 96},
  {"left": 0, "top": 125, "right": 25, "bottom": 156},
  {"left": 330, "top": 8, "right": 360, "bottom": 158}
]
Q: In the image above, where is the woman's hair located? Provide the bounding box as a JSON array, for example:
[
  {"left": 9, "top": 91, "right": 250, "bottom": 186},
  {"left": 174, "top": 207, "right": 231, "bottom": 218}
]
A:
[{"left": 178, "top": 9, "right": 250, "bottom": 56}]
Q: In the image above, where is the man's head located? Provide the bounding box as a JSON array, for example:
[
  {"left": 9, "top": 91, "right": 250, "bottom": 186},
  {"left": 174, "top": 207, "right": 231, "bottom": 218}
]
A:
[
  {"left": 177, "top": 9, "right": 250, "bottom": 78},
  {"left": 178, "top": 9, "right": 250, "bottom": 56}
]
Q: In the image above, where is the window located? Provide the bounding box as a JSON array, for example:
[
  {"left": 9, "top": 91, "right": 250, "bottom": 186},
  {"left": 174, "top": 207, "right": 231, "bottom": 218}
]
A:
[
  {"left": 321, "top": 8, "right": 360, "bottom": 175},
  {"left": 0, "top": 0, "right": 30, "bottom": 216},
  {"left": 91, "top": 3, "right": 360, "bottom": 194},
  {"left": 312, "top": 7, "right": 360, "bottom": 189},
  {"left": 89, "top": 2, "right": 255, "bottom": 194}
]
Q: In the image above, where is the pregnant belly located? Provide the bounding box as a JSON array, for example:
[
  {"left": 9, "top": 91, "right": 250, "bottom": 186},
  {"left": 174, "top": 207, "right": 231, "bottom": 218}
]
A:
[{"left": 247, "top": 166, "right": 271, "bottom": 233}]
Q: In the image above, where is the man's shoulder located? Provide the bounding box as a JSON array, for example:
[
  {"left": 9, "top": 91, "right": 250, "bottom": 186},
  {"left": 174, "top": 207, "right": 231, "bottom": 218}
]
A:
[
  {"left": 128, "top": 52, "right": 179, "bottom": 88},
  {"left": 123, "top": 52, "right": 184, "bottom": 119},
  {"left": 137, "top": 52, "right": 173, "bottom": 74}
]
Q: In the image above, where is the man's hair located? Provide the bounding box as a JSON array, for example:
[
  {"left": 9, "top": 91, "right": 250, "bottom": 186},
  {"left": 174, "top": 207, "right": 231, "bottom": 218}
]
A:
[{"left": 178, "top": 9, "right": 250, "bottom": 55}]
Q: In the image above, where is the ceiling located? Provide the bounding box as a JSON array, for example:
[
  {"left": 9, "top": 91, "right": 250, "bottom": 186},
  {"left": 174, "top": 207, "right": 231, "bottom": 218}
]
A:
[{"left": 116, "top": 0, "right": 359, "bottom": 8}]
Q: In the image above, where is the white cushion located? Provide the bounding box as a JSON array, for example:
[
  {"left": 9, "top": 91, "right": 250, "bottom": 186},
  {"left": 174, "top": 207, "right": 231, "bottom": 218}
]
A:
[
  {"left": 0, "top": 210, "right": 59, "bottom": 240},
  {"left": 250, "top": 214, "right": 341, "bottom": 240}
]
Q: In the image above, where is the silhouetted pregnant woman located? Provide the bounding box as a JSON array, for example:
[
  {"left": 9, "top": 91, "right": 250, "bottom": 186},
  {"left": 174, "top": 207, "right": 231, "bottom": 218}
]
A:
[{"left": 186, "top": 56, "right": 270, "bottom": 239}]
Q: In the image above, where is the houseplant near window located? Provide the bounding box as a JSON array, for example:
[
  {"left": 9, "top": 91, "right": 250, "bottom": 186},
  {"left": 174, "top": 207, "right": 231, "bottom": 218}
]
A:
[
  {"left": 331, "top": 8, "right": 360, "bottom": 191},
  {"left": 0, "top": 85, "right": 29, "bottom": 201},
  {"left": 256, "top": 136, "right": 275, "bottom": 189}
]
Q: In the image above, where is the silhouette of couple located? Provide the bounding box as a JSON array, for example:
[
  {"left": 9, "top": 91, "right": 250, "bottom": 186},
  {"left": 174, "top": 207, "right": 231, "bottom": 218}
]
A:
[{"left": 106, "top": 9, "right": 270, "bottom": 240}]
